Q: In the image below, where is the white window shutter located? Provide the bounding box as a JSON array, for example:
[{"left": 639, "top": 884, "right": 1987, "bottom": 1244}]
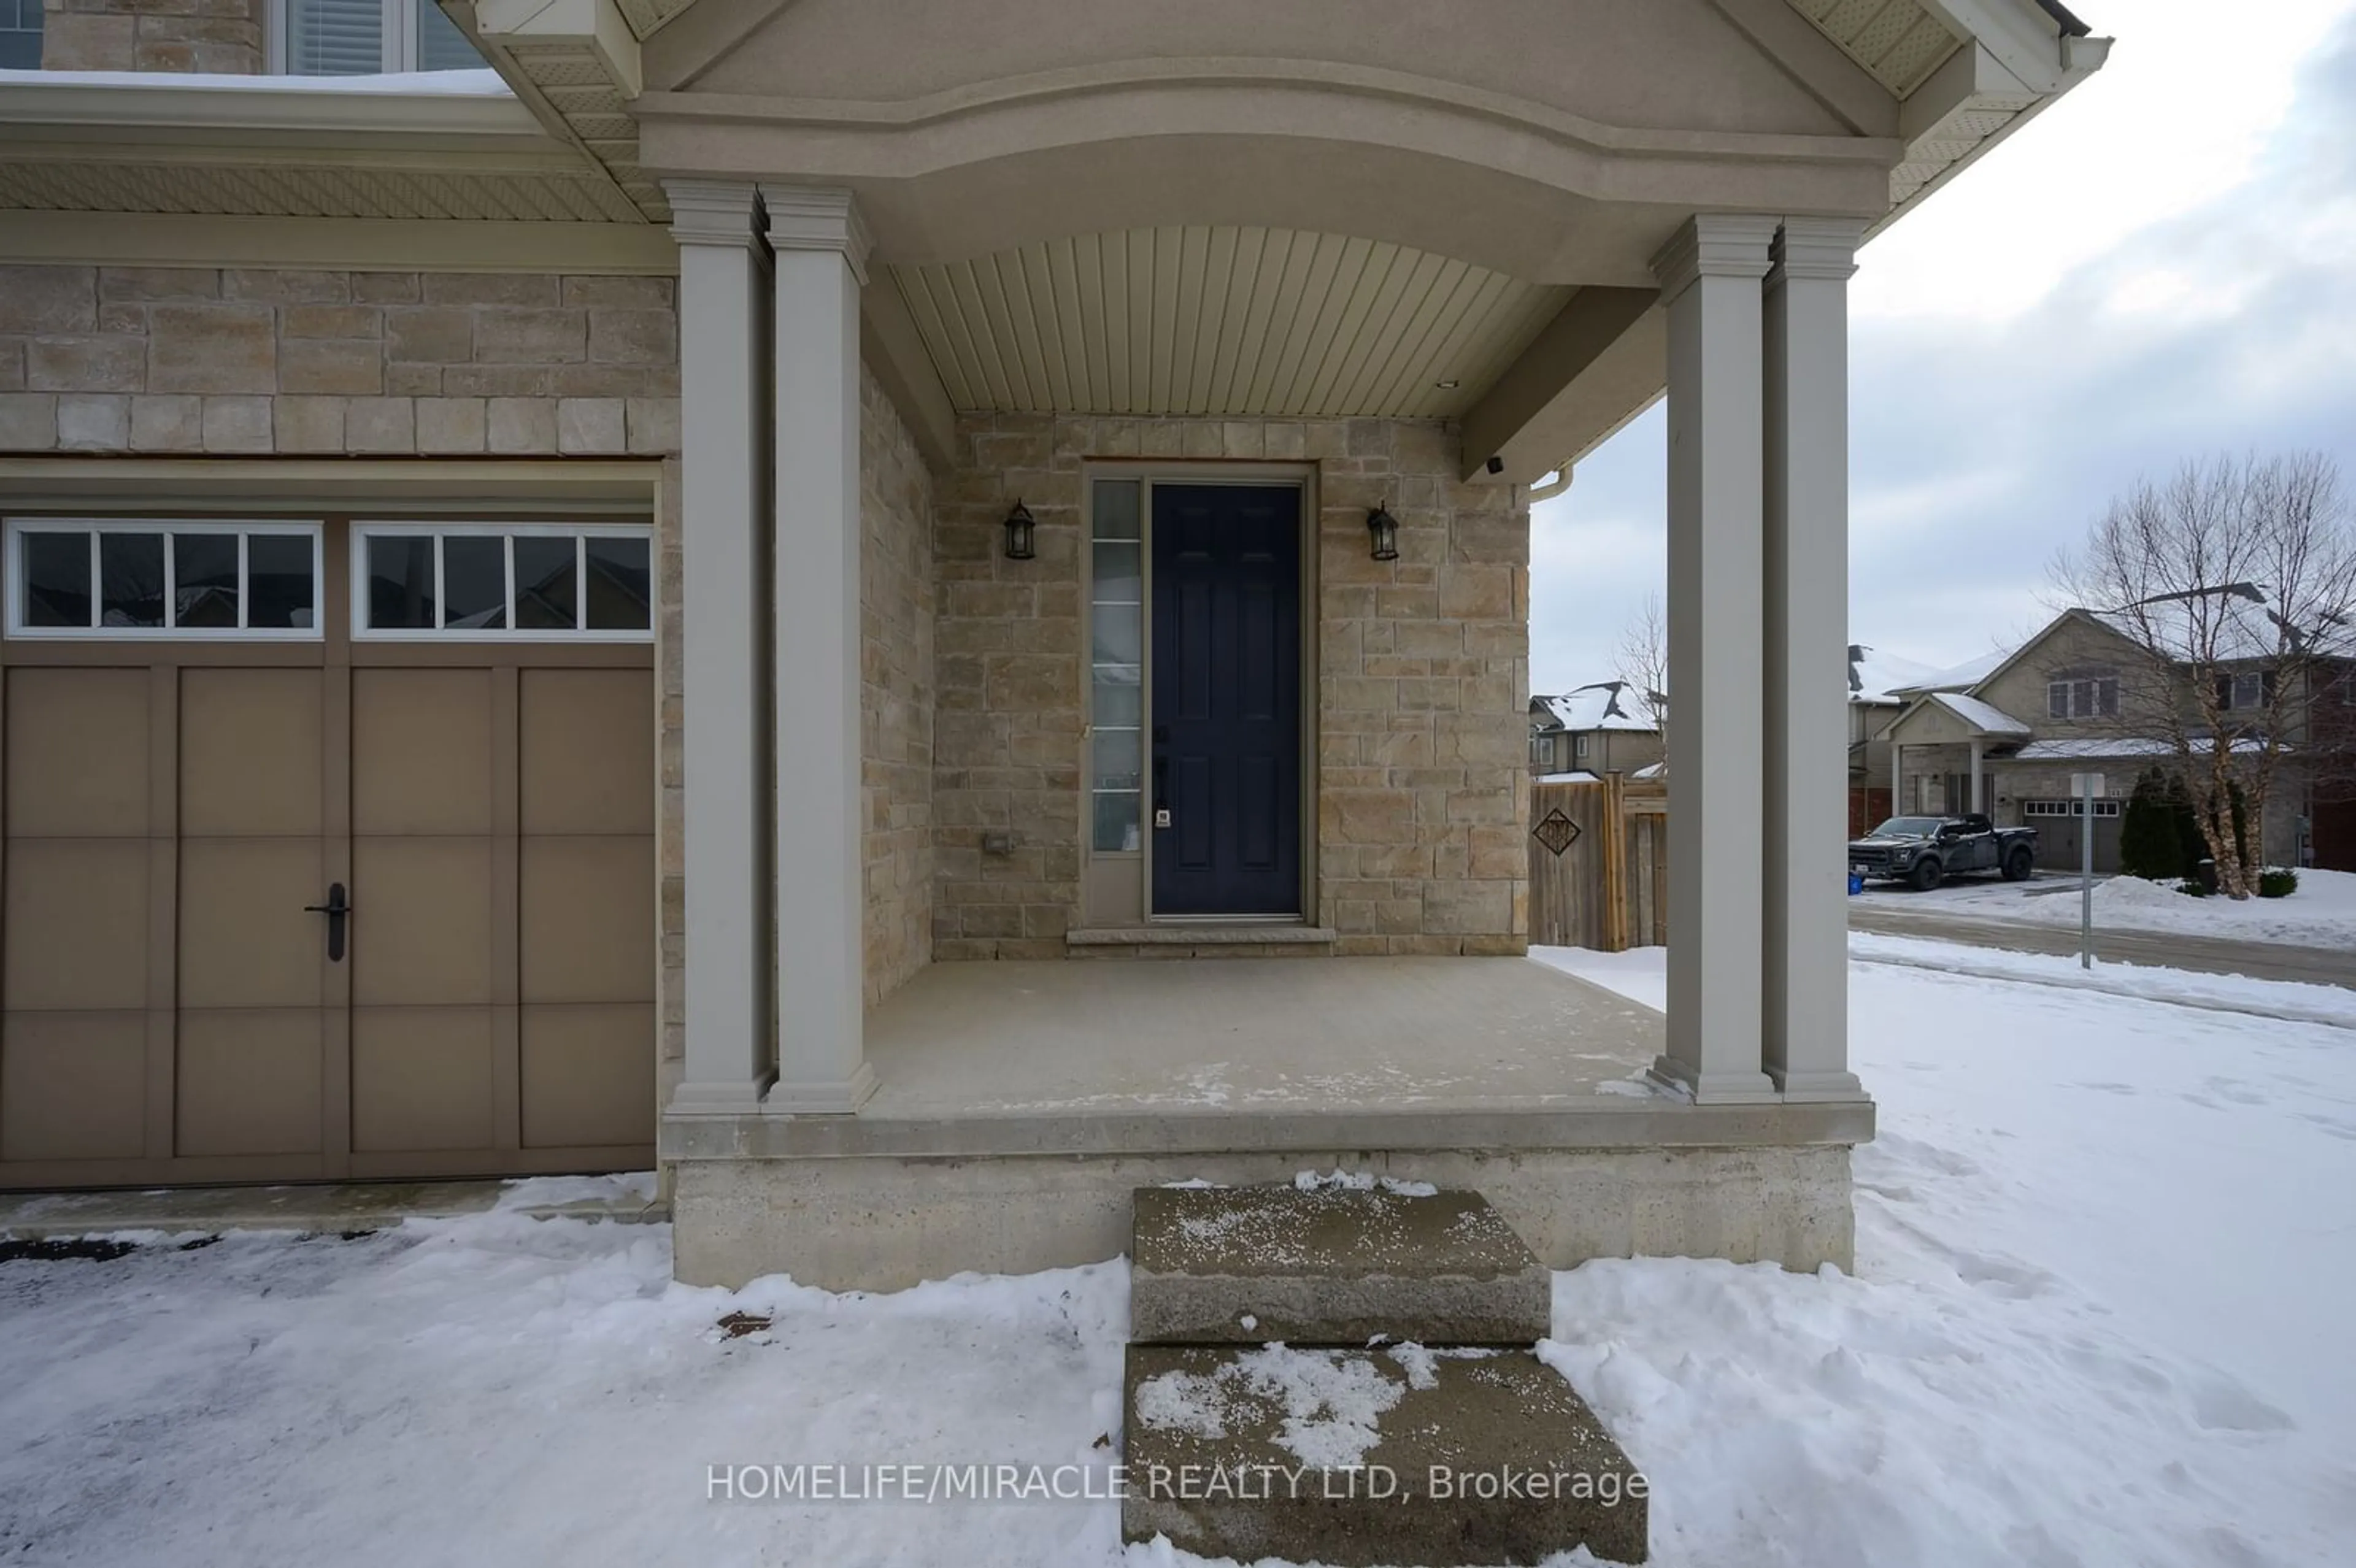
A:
[{"left": 288, "top": 0, "right": 384, "bottom": 74}]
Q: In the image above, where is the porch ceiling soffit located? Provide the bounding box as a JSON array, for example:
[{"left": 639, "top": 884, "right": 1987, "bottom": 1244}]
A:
[
  {"left": 888, "top": 226, "right": 1571, "bottom": 424},
  {"left": 0, "top": 75, "right": 647, "bottom": 226}
]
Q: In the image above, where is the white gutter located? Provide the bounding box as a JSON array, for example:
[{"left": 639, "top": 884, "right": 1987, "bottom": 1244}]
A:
[{"left": 0, "top": 68, "right": 545, "bottom": 140}]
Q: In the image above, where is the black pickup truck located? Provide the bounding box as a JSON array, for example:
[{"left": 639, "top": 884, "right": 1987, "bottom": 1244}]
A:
[{"left": 1848, "top": 813, "right": 2038, "bottom": 891}]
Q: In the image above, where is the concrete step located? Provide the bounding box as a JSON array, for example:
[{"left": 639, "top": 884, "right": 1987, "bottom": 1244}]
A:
[
  {"left": 1130, "top": 1182, "right": 1550, "bottom": 1347},
  {"left": 1123, "top": 1342, "right": 1647, "bottom": 1566}
]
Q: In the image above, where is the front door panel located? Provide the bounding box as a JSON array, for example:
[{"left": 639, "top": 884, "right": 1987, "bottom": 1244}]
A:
[{"left": 1151, "top": 484, "right": 1301, "bottom": 917}]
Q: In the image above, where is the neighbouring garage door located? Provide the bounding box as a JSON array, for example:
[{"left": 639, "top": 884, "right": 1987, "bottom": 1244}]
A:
[
  {"left": 0, "top": 515, "right": 656, "bottom": 1188},
  {"left": 2022, "top": 799, "right": 2123, "bottom": 875}
]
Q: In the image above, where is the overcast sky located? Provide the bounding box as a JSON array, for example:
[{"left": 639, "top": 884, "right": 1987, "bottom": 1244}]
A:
[{"left": 1528, "top": 0, "right": 2356, "bottom": 694}]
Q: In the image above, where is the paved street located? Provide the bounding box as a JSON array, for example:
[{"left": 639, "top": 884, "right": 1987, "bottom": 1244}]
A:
[{"left": 1849, "top": 902, "right": 2356, "bottom": 991}]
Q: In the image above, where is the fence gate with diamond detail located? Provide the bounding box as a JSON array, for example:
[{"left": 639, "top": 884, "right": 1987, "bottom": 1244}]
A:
[{"left": 1526, "top": 774, "right": 1667, "bottom": 951}]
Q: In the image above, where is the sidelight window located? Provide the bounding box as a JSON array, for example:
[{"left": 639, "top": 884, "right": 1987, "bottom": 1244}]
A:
[
  {"left": 353, "top": 524, "right": 652, "bottom": 640},
  {"left": 1088, "top": 480, "right": 1145, "bottom": 853},
  {"left": 5, "top": 519, "right": 322, "bottom": 638}
]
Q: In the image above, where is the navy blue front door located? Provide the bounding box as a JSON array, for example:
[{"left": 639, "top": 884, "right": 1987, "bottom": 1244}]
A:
[{"left": 1151, "top": 484, "right": 1302, "bottom": 916}]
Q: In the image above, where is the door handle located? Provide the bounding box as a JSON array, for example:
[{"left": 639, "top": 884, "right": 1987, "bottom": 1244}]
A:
[{"left": 304, "top": 882, "right": 350, "bottom": 963}]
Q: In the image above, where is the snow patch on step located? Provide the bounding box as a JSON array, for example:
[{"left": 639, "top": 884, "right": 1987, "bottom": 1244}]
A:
[
  {"left": 1292, "top": 1168, "right": 1438, "bottom": 1196},
  {"left": 1134, "top": 1343, "right": 1496, "bottom": 1469}
]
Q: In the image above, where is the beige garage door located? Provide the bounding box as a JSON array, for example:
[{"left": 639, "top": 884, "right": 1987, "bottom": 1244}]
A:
[{"left": 0, "top": 517, "right": 656, "bottom": 1188}]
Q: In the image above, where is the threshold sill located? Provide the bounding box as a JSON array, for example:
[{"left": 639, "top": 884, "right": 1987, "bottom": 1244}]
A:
[{"left": 1066, "top": 926, "right": 1338, "bottom": 947}]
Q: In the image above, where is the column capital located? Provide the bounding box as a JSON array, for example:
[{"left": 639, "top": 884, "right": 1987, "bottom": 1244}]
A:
[
  {"left": 759, "top": 183, "right": 872, "bottom": 285},
  {"left": 664, "top": 179, "right": 765, "bottom": 252},
  {"left": 1648, "top": 213, "right": 1779, "bottom": 301},
  {"left": 1771, "top": 217, "right": 1866, "bottom": 284}
]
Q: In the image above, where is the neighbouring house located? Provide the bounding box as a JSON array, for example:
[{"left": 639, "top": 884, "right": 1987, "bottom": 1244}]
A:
[
  {"left": 1880, "top": 605, "right": 2350, "bottom": 873},
  {"left": 0, "top": 0, "right": 2108, "bottom": 1288},
  {"left": 1846, "top": 643, "right": 1939, "bottom": 834},
  {"left": 1528, "top": 682, "right": 1662, "bottom": 779}
]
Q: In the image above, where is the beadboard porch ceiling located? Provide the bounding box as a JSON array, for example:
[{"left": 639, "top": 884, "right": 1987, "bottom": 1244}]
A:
[{"left": 888, "top": 226, "right": 1569, "bottom": 421}]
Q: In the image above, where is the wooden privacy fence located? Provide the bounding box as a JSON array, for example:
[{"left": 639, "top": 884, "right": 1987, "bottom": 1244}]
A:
[{"left": 1527, "top": 774, "right": 1668, "bottom": 951}]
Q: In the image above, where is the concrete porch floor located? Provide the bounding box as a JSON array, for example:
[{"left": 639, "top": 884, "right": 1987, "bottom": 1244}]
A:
[
  {"left": 861, "top": 955, "right": 1664, "bottom": 1116},
  {"left": 667, "top": 955, "right": 1874, "bottom": 1286}
]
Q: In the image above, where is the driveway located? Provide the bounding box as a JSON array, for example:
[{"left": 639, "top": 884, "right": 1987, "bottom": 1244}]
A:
[{"left": 1848, "top": 901, "right": 2356, "bottom": 991}]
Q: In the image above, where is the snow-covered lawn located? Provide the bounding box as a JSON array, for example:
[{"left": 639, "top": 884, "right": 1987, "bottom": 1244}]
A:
[
  {"left": 4, "top": 947, "right": 2352, "bottom": 1567},
  {"left": 1855, "top": 864, "right": 2356, "bottom": 950}
]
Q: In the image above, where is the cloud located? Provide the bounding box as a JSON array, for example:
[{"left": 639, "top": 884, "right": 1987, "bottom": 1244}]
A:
[{"left": 1528, "top": 2, "right": 2356, "bottom": 696}]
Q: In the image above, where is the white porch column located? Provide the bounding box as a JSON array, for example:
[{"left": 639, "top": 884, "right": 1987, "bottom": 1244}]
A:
[
  {"left": 761, "top": 185, "right": 874, "bottom": 1113},
  {"left": 665, "top": 180, "right": 775, "bottom": 1113},
  {"left": 1647, "top": 214, "right": 1779, "bottom": 1104},
  {"left": 1969, "top": 737, "right": 1985, "bottom": 813},
  {"left": 1762, "top": 218, "right": 1866, "bottom": 1101}
]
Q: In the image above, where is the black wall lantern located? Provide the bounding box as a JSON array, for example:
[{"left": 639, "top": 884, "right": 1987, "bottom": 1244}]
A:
[
  {"left": 1365, "top": 504, "right": 1400, "bottom": 562},
  {"left": 1003, "top": 498, "right": 1036, "bottom": 561}
]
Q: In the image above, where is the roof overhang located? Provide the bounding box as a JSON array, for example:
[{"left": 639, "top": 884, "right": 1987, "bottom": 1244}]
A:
[
  {"left": 0, "top": 0, "right": 2110, "bottom": 479},
  {"left": 0, "top": 69, "right": 666, "bottom": 264}
]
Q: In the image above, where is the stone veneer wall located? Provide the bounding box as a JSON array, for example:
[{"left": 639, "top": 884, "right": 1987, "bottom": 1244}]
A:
[
  {"left": 42, "top": 0, "right": 264, "bottom": 73},
  {"left": 0, "top": 266, "right": 679, "bottom": 455},
  {"left": 860, "top": 364, "right": 936, "bottom": 1003},
  {"left": 931, "top": 414, "right": 1530, "bottom": 958}
]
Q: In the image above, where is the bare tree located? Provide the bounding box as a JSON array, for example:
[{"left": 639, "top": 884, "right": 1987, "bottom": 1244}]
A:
[
  {"left": 2051, "top": 453, "right": 2356, "bottom": 899},
  {"left": 1613, "top": 592, "right": 1670, "bottom": 769}
]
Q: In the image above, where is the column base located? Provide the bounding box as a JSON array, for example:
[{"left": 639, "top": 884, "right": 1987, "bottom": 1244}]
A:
[
  {"left": 668, "top": 1073, "right": 779, "bottom": 1115},
  {"left": 765, "top": 1060, "right": 878, "bottom": 1116},
  {"left": 1768, "top": 1067, "right": 1869, "bottom": 1103},
  {"left": 1646, "top": 1055, "right": 1780, "bottom": 1105}
]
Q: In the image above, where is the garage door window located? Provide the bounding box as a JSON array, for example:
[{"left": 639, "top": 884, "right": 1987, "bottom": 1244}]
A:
[
  {"left": 5, "top": 519, "right": 322, "bottom": 637},
  {"left": 354, "top": 526, "right": 652, "bottom": 641}
]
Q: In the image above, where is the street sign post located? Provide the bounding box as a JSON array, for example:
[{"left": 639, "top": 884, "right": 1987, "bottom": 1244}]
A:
[{"left": 2069, "top": 772, "right": 2104, "bottom": 969}]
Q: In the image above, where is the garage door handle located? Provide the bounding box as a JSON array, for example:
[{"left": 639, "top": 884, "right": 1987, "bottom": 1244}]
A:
[{"left": 304, "top": 883, "right": 350, "bottom": 963}]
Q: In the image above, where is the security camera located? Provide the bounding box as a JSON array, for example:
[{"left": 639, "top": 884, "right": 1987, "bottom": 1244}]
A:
[{"left": 1485, "top": 455, "right": 1505, "bottom": 474}]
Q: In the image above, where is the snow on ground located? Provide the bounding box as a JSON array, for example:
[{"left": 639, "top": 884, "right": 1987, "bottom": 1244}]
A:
[
  {"left": 1849, "top": 931, "right": 2356, "bottom": 1029},
  {"left": 5, "top": 946, "right": 2354, "bottom": 1567},
  {"left": 1855, "top": 865, "right": 2356, "bottom": 950}
]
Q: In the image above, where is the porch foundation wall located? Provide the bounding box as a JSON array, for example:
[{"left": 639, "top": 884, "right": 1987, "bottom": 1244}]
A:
[
  {"left": 930, "top": 413, "right": 1530, "bottom": 957},
  {"left": 669, "top": 1142, "right": 1855, "bottom": 1290}
]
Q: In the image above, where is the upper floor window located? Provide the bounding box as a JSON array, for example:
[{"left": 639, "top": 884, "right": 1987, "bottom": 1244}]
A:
[
  {"left": 275, "top": 0, "right": 481, "bottom": 74},
  {"left": 2047, "top": 677, "right": 2117, "bottom": 719},
  {"left": 0, "top": 0, "right": 42, "bottom": 71},
  {"left": 1573, "top": 734, "right": 1590, "bottom": 761},
  {"left": 2216, "top": 671, "right": 2273, "bottom": 712},
  {"left": 6, "top": 520, "right": 321, "bottom": 640}
]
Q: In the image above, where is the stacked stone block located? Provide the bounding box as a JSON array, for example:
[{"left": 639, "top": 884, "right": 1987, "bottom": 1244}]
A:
[
  {"left": 41, "top": 0, "right": 264, "bottom": 73},
  {"left": 859, "top": 366, "right": 937, "bottom": 1003},
  {"left": 0, "top": 267, "right": 680, "bottom": 459}
]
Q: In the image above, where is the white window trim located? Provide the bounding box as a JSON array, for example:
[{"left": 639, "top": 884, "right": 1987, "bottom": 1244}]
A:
[
  {"left": 350, "top": 521, "right": 655, "bottom": 644},
  {"left": 267, "top": 0, "right": 462, "bottom": 75},
  {"left": 2023, "top": 799, "right": 2122, "bottom": 818},
  {"left": 4, "top": 517, "right": 325, "bottom": 641}
]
